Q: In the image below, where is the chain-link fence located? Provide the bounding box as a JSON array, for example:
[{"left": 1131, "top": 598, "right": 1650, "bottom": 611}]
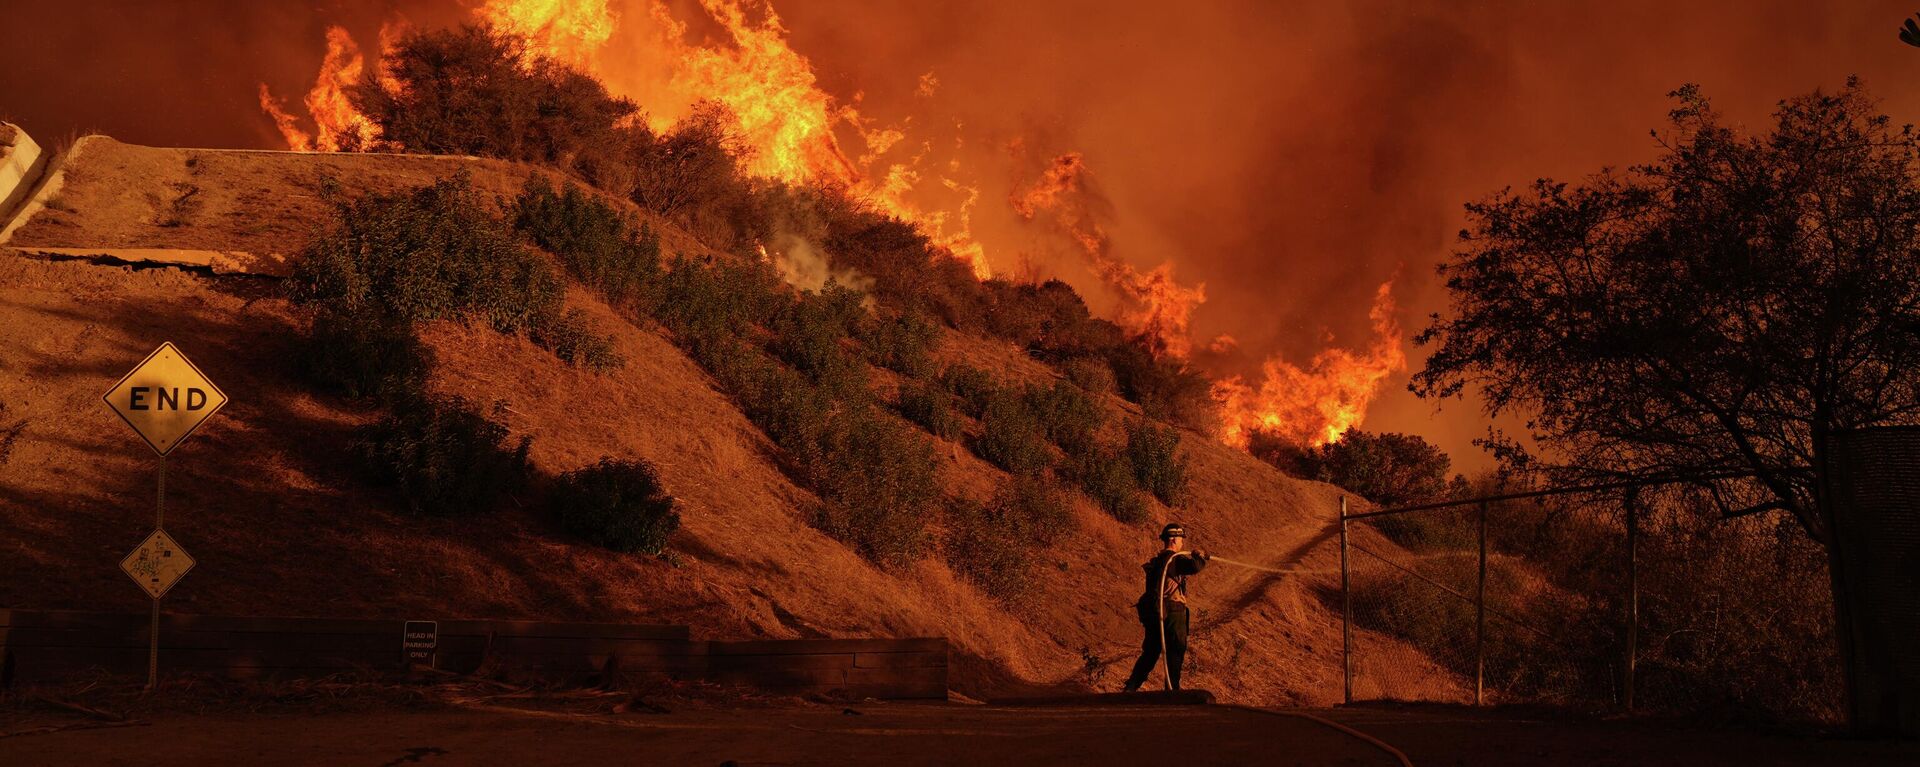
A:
[{"left": 1335, "top": 477, "right": 1843, "bottom": 722}]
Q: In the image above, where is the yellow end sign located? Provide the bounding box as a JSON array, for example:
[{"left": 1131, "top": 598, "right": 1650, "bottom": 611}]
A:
[
  {"left": 103, "top": 342, "right": 228, "bottom": 456},
  {"left": 122, "top": 528, "right": 195, "bottom": 599}
]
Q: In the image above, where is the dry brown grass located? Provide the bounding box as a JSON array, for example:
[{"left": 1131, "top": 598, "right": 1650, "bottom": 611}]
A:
[{"left": 0, "top": 141, "right": 1460, "bottom": 706}]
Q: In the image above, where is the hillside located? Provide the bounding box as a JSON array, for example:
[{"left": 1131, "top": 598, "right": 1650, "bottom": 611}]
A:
[{"left": 0, "top": 136, "right": 1455, "bottom": 704}]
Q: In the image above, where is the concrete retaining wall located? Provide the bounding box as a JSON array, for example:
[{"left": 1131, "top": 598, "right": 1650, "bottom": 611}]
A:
[
  {"left": 0, "top": 123, "right": 47, "bottom": 230},
  {"left": 0, "top": 609, "right": 948, "bottom": 699}
]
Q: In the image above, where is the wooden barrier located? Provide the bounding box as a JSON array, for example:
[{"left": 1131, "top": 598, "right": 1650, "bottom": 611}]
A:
[{"left": 0, "top": 609, "right": 946, "bottom": 699}]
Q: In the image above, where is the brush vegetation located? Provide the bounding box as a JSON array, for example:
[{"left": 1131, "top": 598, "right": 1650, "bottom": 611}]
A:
[{"left": 551, "top": 457, "right": 681, "bottom": 555}]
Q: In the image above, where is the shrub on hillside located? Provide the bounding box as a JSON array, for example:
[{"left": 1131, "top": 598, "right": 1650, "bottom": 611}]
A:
[
  {"left": 978, "top": 279, "right": 1105, "bottom": 355},
  {"left": 1070, "top": 444, "right": 1148, "bottom": 524},
  {"left": 550, "top": 457, "right": 680, "bottom": 554},
  {"left": 511, "top": 177, "right": 661, "bottom": 309},
  {"left": 1301, "top": 430, "right": 1456, "bottom": 508},
  {"left": 860, "top": 311, "right": 940, "bottom": 379},
  {"left": 656, "top": 255, "right": 791, "bottom": 344},
  {"left": 1247, "top": 429, "right": 1314, "bottom": 476},
  {"left": 898, "top": 380, "right": 964, "bottom": 441},
  {"left": 1061, "top": 355, "right": 1116, "bottom": 394},
  {"left": 942, "top": 496, "right": 1029, "bottom": 602},
  {"left": 974, "top": 391, "right": 1050, "bottom": 475},
  {"left": 1024, "top": 380, "right": 1104, "bottom": 456},
  {"left": 944, "top": 477, "right": 1075, "bottom": 602},
  {"left": 351, "top": 24, "right": 639, "bottom": 168},
  {"left": 356, "top": 395, "right": 530, "bottom": 517},
  {"left": 301, "top": 306, "right": 433, "bottom": 401},
  {"left": 693, "top": 336, "right": 837, "bottom": 457},
  {"left": 532, "top": 307, "right": 623, "bottom": 370},
  {"left": 290, "top": 174, "right": 562, "bottom": 335},
  {"left": 811, "top": 413, "right": 940, "bottom": 566},
  {"left": 1125, "top": 420, "right": 1189, "bottom": 506},
  {"left": 628, "top": 102, "right": 758, "bottom": 247},
  {"left": 940, "top": 364, "right": 999, "bottom": 418},
  {"left": 995, "top": 475, "right": 1075, "bottom": 546},
  {"left": 770, "top": 281, "right": 869, "bottom": 401},
  {"left": 1107, "top": 342, "right": 1217, "bottom": 432},
  {"left": 817, "top": 200, "right": 982, "bottom": 322}
]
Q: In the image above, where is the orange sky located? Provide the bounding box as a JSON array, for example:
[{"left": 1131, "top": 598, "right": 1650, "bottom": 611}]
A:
[{"left": 5, "top": 0, "right": 1920, "bottom": 472}]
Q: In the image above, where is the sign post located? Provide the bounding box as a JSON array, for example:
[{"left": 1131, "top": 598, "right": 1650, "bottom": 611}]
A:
[{"left": 103, "top": 342, "right": 226, "bottom": 691}]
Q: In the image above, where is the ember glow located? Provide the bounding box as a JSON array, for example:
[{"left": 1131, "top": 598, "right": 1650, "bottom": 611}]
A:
[
  {"left": 1213, "top": 279, "right": 1407, "bottom": 449},
  {"left": 260, "top": 0, "right": 1406, "bottom": 452}
]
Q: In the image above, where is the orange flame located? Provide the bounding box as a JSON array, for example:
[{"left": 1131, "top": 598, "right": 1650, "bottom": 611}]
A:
[
  {"left": 1213, "top": 279, "right": 1407, "bottom": 449},
  {"left": 272, "top": 1, "right": 1407, "bottom": 451},
  {"left": 480, "top": 0, "right": 615, "bottom": 69},
  {"left": 473, "top": 0, "right": 990, "bottom": 277},
  {"left": 259, "top": 26, "right": 383, "bottom": 152},
  {"left": 257, "top": 84, "right": 311, "bottom": 151},
  {"left": 1011, "top": 153, "right": 1206, "bottom": 357}
]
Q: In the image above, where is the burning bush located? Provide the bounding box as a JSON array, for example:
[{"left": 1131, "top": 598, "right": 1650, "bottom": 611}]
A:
[
  {"left": 550, "top": 457, "right": 680, "bottom": 555},
  {"left": 628, "top": 102, "right": 761, "bottom": 250},
  {"left": 1300, "top": 430, "right": 1459, "bottom": 509},
  {"left": 1125, "top": 420, "right": 1189, "bottom": 507},
  {"left": 356, "top": 395, "right": 531, "bottom": 518},
  {"left": 818, "top": 201, "right": 982, "bottom": 324},
  {"left": 511, "top": 178, "right": 662, "bottom": 310}
]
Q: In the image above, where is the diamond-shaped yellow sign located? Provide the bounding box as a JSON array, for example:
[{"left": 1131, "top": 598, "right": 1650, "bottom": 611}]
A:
[
  {"left": 102, "top": 342, "right": 227, "bottom": 456},
  {"left": 121, "top": 528, "right": 195, "bottom": 599}
]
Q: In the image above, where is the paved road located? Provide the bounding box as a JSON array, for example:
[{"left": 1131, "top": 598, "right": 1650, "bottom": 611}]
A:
[
  {"left": 9, "top": 701, "right": 1913, "bottom": 766},
  {"left": 2, "top": 703, "right": 1397, "bottom": 767},
  {"left": 1317, "top": 705, "right": 1920, "bottom": 767}
]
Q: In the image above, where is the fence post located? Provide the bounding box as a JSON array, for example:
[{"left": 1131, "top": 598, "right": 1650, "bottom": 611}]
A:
[
  {"left": 1624, "top": 488, "right": 1639, "bottom": 712},
  {"left": 1476, "top": 499, "right": 1488, "bottom": 706},
  {"left": 1339, "top": 495, "right": 1352, "bottom": 705}
]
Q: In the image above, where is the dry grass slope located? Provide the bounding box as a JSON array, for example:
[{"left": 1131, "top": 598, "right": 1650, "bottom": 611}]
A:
[{"left": 0, "top": 138, "right": 1454, "bottom": 704}]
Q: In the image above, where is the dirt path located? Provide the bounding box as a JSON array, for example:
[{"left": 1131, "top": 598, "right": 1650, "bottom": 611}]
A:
[{"left": 0, "top": 703, "right": 1396, "bottom": 767}]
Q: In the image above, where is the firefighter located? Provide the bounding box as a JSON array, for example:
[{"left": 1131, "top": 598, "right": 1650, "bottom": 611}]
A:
[{"left": 1123, "top": 522, "right": 1210, "bottom": 692}]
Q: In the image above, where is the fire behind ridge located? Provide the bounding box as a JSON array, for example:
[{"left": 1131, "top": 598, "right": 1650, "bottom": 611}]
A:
[{"left": 257, "top": 0, "right": 1405, "bottom": 451}]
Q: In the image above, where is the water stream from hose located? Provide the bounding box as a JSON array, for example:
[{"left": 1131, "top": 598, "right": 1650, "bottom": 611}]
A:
[{"left": 1209, "top": 555, "right": 1336, "bottom": 576}]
